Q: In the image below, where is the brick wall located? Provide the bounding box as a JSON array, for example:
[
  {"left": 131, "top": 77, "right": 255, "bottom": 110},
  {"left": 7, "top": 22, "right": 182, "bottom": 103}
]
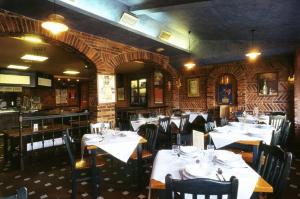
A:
[
  {"left": 180, "top": 54, "right": 294, "bottom": 117},
  {"left": 0, "top": 10, "right": 178, "bottom": 125}
]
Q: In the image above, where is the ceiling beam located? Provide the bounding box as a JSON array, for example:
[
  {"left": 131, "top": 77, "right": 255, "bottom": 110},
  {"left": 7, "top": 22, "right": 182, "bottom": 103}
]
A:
[{"left": 130, "top": 0, "right": 210, "bottom": 12}]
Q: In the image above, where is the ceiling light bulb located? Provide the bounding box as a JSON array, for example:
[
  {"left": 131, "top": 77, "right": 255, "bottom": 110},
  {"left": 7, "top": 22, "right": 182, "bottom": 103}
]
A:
[
  {"left": 41, "top": 14, "right": 69, "bottom": 35},
  {"left": 184, "top": 62, "right": 196, "bottom": 70},
  {"left": 245, "top": 51, "right": 261, "bottom": 60}
]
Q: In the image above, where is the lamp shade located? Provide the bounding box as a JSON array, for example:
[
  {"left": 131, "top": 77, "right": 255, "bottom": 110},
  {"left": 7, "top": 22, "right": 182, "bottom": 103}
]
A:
[{"left": 41, "top": 14, "right": 68, "bottom": 35}]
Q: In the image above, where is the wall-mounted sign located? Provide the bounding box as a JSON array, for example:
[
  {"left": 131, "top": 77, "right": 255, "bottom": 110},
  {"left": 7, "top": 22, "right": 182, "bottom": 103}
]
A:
[
  {"left": 38, "top": 77, "right": 52, "bottom": 87},
  {"left": 0, "top": 70, "right": 36, "bottom": 87},
  {"left": 97, "top": 74, "right": 116, "bottom": 103},
  {"left": 0, "top": 86, "right": 22, "bottom": 92}
]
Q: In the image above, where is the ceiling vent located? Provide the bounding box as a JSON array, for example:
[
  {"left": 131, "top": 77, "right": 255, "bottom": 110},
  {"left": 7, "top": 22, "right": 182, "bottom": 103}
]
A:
[
  {"left": 159, "top": 31, "right": 172, "bottom": 41},
  {"left": 119, "top": 12, "right": 139, "bottom": 27}
]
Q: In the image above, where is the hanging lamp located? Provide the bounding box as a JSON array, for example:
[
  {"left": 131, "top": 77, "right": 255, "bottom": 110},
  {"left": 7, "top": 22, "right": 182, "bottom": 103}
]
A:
[
  {"left": 41, "top": 0, "right": 69, "bottom": 35},
  {"left": 184, "top": 30, "right": 196, "bottom": 69},
  {"left": 245, "top": 29, "right": 261, "bottom": 60}
]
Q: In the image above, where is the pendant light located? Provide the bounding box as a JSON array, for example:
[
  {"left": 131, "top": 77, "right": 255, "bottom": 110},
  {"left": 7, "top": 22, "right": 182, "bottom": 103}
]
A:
[
  {"left": 245, "top": 29, "right": 261, "bottom": 61},
  {"left": 41, "top": 0, "right": 69, "bottom": 35},
  {"left": 184, "top": 30, "right": 196, "bottom": 70}
]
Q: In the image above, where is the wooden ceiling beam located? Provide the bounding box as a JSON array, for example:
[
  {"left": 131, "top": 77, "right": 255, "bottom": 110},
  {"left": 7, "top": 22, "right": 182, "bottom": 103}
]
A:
[{"left": 130, "top": 0, "right": 210, "bottom": 12}]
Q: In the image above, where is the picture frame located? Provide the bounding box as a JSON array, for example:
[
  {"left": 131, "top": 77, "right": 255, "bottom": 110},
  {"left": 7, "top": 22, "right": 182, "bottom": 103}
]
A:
[
  {"left": 187, "top": 78, "right": 200, "bottom": 97},
  {"left": 217, "top": 84, "right": 233, "bottom": 105},
  {"left": 257, "top": 72, "right": 278, "bottom": 96},
  {"left": 117, "top": 87, "right": 125, "bottom": 101},
  {"left": 97, "top": 74, "right": 116, "bottom": 103}
]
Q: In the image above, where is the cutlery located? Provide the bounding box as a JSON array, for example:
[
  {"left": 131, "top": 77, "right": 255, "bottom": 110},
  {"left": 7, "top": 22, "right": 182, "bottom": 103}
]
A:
[
  {"left": 217, "top": 168, "right": 226, "bottom": 181},
  {"left": 216, "top": 173, "right": 221, "bottom": 181}
]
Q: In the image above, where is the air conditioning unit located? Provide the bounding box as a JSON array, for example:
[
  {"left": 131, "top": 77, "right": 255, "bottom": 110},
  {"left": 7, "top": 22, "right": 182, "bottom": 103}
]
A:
[{"left": 119, "top": 12, "right": 139, "bottom": 27}]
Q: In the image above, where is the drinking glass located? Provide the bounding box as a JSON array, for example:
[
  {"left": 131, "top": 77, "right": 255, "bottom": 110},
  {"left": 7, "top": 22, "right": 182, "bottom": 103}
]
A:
[
  {"left": 206, "top": 144, "right": 215, "bottom": 162},
  {"left": 172, "top": 145, "right": 180, "bottom": 156},
  {"left": 113, "top": 127, "right": 120, "bottom": 136}
]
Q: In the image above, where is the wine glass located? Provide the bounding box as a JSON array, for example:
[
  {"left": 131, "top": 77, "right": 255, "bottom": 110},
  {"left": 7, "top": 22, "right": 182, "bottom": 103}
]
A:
[{"left": 172, "top": 145, "right": 180, "bottom": 157}]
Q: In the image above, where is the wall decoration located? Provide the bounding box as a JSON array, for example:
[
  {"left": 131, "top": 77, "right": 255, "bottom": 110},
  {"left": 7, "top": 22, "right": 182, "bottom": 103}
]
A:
[
  {"left": 257, "top": 72, "right": 278, "bottom": 96},
  {"left": 154, "top": 71, "right": 164, "bottom": 104},
  {"left": 218, "top": 84, "right": 233, "bottom": 105},
  {"left": 97, "top": 74, "right": 116, "bottom": 103},
  {"left": 187, "top": 78, "right": 200, "bottom": 97},
  {"left": 117, "top": 87, "right": 125, "bottom": 101}
]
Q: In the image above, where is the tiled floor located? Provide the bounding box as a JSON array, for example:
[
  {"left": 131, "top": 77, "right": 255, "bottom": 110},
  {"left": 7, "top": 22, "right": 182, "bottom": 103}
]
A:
[{"left": 0, "top": 142, "right": 299, "bottom": 198}]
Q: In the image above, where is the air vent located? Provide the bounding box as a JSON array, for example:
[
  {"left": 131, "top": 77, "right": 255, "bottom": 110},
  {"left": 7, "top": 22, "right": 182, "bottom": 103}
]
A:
[
  {"left": 159, "top": 31, "right": 171, "bottom": 41},
  {"left": 119, "top": 12, "right": 139, "bottom": 27}
]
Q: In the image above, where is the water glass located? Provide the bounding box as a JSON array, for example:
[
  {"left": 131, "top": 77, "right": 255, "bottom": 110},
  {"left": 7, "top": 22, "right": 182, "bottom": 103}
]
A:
[
  {"left": 172, "top": 145, "right": 180, "bottom": 156},
  {"left": 206, "top": 144, "right": 215, "bottom": 162}
]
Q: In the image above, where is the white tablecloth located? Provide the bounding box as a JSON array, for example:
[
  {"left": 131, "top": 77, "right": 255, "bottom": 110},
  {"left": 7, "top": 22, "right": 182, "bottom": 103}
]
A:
[
  {"left": 210, "top": 122, "right": 273, "bottom": 149},
  {"left": 82, "top": 130, "right": 142, "bottom": 163},
  {"left": 151, "top": 150, "right": 259, "bottom": 199},
  {"left": 237, "top": 115, "right": 269, "bottom": 124},
  {"left": 188, "top": 112, "right": 208, "bottom": 123},
  {"left": 130, "top": 116, "right": 182, "bottom": 130}
]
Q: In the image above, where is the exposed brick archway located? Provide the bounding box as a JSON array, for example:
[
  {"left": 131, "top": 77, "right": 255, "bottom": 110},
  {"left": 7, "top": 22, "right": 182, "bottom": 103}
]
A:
[
  {"left": 0, "top": 10, "right": 179, "bottom": 123},
  {"left": 207, "top": 64, "right": 246, "bottom": 109}
]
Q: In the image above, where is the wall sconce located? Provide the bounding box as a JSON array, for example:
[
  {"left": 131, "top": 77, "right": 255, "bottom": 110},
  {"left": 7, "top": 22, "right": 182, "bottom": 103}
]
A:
[
  {"left": 176, "top": 78, "right": 182, "bottom": 88},
  {"left": 220, "top": 75, "right": 230, "bottom": 85},
  {"left": 288, "top": 75, "right": 295, "bottom": 83}
]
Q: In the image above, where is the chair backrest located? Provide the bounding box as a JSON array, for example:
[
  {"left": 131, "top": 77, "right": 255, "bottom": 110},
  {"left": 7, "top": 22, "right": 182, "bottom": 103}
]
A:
[
  {"left": 2, "top": 187, "right": 28, "bottom": 199},
  {"left": 63, "top": 130, "right": 75, "bottom": 169},
  {"left": 165, "top": 174, "right": 238, "bottom": 199},
  {"left": 255, "top": 143, "right": 293, "bottom": 198},
  {"left": 179, "top": 114, "right": 189, "bottom": 133},
  {"left": 270, "top": 128, "right": 282, "bottom": 146},
  {"left": 269, "top": 115, "right": 285, "bottom": 130},
  {"left": 279, "top": 120, "right": 291, "bottom": 149},
  {"left": 158, "top": 117, "right": 170, "bottom": 134},
  {"left": 205, "top": 121, "right": 216, "bottom": 133},
  {"left": 138, "top": 123, "right": 159, "bottom": 153},
  {"left": 90, "top": 122, "right": 110, "bottom": 134}
]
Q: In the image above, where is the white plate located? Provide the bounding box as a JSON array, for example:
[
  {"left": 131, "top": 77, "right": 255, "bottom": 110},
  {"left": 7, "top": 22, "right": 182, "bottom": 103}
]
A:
[{"left": 184, "top": 164, "right": 210, "bottom": 178}]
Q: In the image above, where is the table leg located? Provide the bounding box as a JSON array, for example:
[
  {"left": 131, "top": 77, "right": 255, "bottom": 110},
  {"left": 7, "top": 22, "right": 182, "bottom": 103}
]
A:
[
  {"left": 137, "top": 143, "right": 143, "bottom": 188},
  {"left": 91, "top": 149, "right": 97, "bottom": 199}
]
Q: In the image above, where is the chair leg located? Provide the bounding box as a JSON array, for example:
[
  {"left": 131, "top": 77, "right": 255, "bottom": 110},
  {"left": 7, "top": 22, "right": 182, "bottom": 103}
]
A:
[{"left": 71, "top": 171, "right": 77, "bottom": 199}]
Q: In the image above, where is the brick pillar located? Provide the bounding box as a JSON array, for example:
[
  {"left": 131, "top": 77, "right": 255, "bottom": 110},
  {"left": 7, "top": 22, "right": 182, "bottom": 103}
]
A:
[{"left": 294, "top": 49, "right": 300, "bottom": 143}]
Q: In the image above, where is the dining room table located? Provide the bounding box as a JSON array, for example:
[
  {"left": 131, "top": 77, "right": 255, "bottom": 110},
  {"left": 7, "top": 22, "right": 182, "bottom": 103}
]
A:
[
  {"left": 149, "top": 147, "right": 273, "bottom": 199},
  {"left": 82, "top": 129, "right": 147, "bottom": 198}
]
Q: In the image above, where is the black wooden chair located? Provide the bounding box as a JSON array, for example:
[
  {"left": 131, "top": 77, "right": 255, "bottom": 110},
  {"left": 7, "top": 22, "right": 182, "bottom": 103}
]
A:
[
  {"left": 254, "top": 143, "right": 292, "bottom": 198},
  {"left": 178, "top": 114, "right": 191, "bottom": 145},
  {"left": 1, "top": 187, "right": 28, "bottom": 199},
  {"left": 269, "top": 115, "right": 285, "bottom": 131},
  {"left": 157, "top": 117, "right": 171, "bottom": 148},
  {"left": 270, "top": 128, "right": 282, "bottom": 146},
  {"left": 165, "top": 174, "right": 239, "bottom": 199},
  {"left": 63, "top": 131, "right": 105, "bottom": 199},
  {"left": 279, "top": 120, "right": 291, "bottom": 149}
]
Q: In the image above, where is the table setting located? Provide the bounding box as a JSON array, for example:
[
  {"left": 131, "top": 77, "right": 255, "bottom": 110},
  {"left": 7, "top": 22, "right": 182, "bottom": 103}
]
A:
[
  {"left": 81, "top": 129, "right": 143, "bottom": 162},
  {"left": 209, "top": 122, "right": 273, "bottom": 149},
  {"left": 150, "top": 147, "right": 260, "bottom": 199}
]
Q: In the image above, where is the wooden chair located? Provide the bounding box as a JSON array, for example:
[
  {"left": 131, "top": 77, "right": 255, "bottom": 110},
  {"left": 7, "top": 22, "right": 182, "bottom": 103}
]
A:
[
  {"left": 254, "top": 143, "right": 293, "bottom": 198},
  {"left": 270, "top": 128, "right": 282, "bottom": 146},
  {"left": 165, "top": 174, "right": 238, "bottom": 199},
  {"left": 279, "top": 120, "right": 291, "bottom": 149},
  {"left": 63, "top": 131, "right": 105, "bottom": 199},
  {"left": 131, "top": 123, "right": 159, "bottom": 161},
  {"left": 2, "top": 187, "right": 28, "bottom": 199},
  {"left": 177, "top": 114, "right": 191, "bottom": 145},
  {"left": 269, "top": 115, "right": 285, "bottom": 130},
  {"left": 157, "top": 117, "right": 171, "bottom": 148}
]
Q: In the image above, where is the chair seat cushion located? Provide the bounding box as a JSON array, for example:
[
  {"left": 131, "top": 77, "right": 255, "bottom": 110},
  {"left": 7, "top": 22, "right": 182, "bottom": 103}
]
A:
[
  {"left": 130, "top": 150, "right": 152, "bottom": 160},
  {"left": 75, "top": 156, "right": 105, "bottom": 170}
]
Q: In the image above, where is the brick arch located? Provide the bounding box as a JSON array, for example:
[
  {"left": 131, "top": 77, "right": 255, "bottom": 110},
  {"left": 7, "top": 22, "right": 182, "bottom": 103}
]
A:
[
  {"left": 107, "top": 51, "right": 178, "bottom": 78},
  {"left": 0, "top": 11, "right": 103, "bottom": 70},
  {"left": 207, "top": 64, "right": 246, "bottom": 109}
]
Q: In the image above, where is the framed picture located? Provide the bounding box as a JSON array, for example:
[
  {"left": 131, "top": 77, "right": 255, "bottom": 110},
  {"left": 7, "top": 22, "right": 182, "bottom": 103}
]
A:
[
  {"left": 257, "top": 72, "right": 278, "bottom": 96},
  {"left": 117, "top": 87, "right": 125, "bottom": 101},
  {"left": 187, "top": 78, "right": 200, "bottom": 97},
  {"left": 218, "top": 84, "right": 233, "bottom": 105},
  {"left": 154, "top": 71, "right": 163, "bottom": 86},
  {"left": 97, "top": 74, "right": 116, "bottom": 103},
  {"left": 154, "top": 87, "right": 163, "bottom": 104}
]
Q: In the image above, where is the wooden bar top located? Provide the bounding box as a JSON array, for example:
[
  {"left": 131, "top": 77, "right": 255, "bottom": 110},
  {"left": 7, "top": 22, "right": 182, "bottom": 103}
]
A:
[
  {"left": 2, "top": 124, "right": 71, "bottom": 138},
  {"left": 150, "top": 176, "right": 273, "bottom": 193}
]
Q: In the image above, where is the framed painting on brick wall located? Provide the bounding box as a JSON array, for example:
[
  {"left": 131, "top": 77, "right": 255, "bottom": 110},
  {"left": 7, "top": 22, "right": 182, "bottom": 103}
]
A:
[
  {"left": 187, "top": 78, "right": 200, "bottom": 97},
  {"left": 97, "top": 74, "right": 116, "bottom": 103},
  {"left": 257, "top": 72, "right": 278, "bottom": 96}
]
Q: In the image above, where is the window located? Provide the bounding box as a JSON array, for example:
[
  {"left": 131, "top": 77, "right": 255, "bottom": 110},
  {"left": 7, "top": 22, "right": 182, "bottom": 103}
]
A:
[{"left": 130, "top": 78, "right": 147, "bottom": 106}]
